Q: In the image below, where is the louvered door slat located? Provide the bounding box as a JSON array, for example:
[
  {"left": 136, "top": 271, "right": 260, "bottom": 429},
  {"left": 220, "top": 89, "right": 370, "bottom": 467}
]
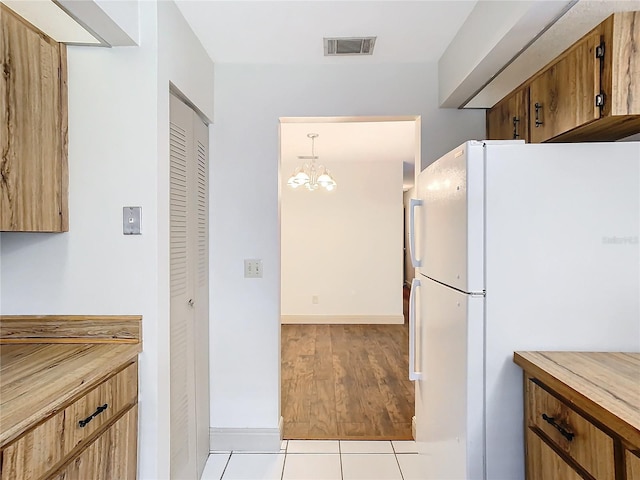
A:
[
  {"left": 196, "top": 141, "right": 208, "bottom": 287},
  {"left": 170, "top": 121, "right": 189, "bottom": 298}
]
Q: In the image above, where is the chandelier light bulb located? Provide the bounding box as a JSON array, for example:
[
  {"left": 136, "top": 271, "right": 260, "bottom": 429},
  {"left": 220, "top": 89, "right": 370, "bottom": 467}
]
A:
[{"left": 287, "top": 133, "right": 337, "bottom": 192}]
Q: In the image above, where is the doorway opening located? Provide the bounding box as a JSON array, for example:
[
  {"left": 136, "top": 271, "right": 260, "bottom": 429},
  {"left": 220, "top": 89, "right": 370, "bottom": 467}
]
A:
[{"left": 279, "top": 116, "right": 421, "bottom": 440}]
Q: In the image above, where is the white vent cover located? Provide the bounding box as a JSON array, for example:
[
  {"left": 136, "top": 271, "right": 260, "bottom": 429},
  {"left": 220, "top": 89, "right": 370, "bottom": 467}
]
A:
[{"left": 324, "top": 37, "right": 376, "bottom": 56}]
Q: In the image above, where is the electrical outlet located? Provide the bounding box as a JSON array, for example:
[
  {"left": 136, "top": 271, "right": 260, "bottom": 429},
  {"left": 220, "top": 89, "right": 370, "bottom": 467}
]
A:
[
  {"left": 312, "top": 295, "right": 319, "bottom": 304},
  {"left": 123, "top": 206, "right": 142, "bottom": 235},
  {"left": 244, "top": 259, "right": 263, "bottom": 278}
]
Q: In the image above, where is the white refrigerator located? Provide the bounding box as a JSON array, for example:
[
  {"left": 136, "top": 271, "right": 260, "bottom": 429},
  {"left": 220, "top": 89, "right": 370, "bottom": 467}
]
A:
[{"left": 407, "top": 140, "right": 640, "bottom": 480}]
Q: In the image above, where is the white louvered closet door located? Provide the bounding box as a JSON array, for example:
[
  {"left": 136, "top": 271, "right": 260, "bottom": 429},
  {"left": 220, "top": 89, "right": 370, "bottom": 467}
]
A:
[
  {"left": 193, "top": 110, "right": 210, "bottom": 478},
  {"left": 170, "top": 93, "right": 209, "bottom": 480}
]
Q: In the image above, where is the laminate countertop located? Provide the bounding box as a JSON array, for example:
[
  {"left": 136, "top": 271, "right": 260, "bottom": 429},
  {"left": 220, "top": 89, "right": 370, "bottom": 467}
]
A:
[
  {"left": 514, "top": 351, "right": 640, "bottom": 447},
  {"left": 0, "top": 343, "right": 141, "bottom": 448}
]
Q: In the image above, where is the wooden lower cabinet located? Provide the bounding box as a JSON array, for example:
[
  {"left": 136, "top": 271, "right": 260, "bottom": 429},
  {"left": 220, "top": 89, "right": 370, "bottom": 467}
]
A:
[
  {"left": 515, "top": 352, "right": 640, "bottom": 480},
  {"left": 526, "top": 429, "right": 583, "bottom": 480},
  {"left": 0, "top": 360, "right": 138, "bottom": 480},
  {"left": 53, "top": 406, "right": 138, "bottom": 480}
]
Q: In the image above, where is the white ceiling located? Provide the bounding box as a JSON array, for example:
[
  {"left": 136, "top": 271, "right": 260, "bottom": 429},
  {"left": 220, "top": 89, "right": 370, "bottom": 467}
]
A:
[
  {"left": 175, "top": 0, "right": 639, "bottom": 188},
  {"left": 281, "top": 120, "right": 416, "bottom": 164},
  {"left": 175, "top": 0, "right": 478, "bottom": 64},
  {"left": 467, "top": 0, "right": 640, "bottom": 108},
  {"left": 280, "top": 119, "right": 417, "bottom": 189},
  {"left": 175, "top": 1, "right": 472, "bottom": 190}
]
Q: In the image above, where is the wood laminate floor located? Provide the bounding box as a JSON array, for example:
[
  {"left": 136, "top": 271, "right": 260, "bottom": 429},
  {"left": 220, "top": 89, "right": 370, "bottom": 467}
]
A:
[{"left": 281, "top": 319, "right": 415, "bottom": 440}]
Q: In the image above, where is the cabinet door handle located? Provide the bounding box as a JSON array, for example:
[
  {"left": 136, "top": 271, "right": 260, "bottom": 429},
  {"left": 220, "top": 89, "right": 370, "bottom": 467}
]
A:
[
  {"left": 79, "top": 404, "right": 108, "bottom": 428},
  {"left": 541, "top": 413, "right": 574, "bottom": 442},
  {"left": 534, "top": 103, "right": 543, "bottom": 127},
  {"left": 512, "top": 116, "right": 520, "bottom": 139}
]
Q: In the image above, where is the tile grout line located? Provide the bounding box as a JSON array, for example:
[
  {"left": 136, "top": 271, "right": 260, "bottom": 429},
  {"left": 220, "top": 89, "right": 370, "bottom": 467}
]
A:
[
  {"left": 218, "top": 452, "right": 232, "bottom": 480},
  {"left": 281, "top": 451, "right": 287, "bottom": 480},
  {"left": 282, "top": 440, "right": 289, "bottom": 480},
  {"left": 394, "top": 452, "right": 406, "bottom": 480},
  {"left": 390, "top": 441, "right": 407, "bottom": 480}
]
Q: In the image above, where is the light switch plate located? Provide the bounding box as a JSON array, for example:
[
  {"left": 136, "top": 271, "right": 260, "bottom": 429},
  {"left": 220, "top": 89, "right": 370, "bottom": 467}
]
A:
[
  {"left": 244, "top": 259, "right": 263, "bottom": 278},
  {"left": 123, "top": 206, "right": 142, "bottom": 235}
]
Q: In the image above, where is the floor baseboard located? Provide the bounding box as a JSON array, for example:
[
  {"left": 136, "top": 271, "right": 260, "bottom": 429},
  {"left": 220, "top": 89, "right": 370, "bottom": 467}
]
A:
[
  {"left": 281, "top": 315, "right": 404, "bottom": 325},
  {"left": 210, "top": 417, "right": 283, "bottom": 452},
  {"left": 412, "top": 416, "right": 416, "bottom": 440}
]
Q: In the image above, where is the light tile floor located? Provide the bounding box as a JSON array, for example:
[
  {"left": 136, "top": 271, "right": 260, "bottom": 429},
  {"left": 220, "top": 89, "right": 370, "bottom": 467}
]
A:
[{"left": 202, "top": 440, "right": 420, "bottom": 480}]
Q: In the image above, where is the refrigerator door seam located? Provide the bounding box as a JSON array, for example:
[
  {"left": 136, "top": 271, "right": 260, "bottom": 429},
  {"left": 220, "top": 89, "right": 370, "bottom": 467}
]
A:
[{"left": 421, "top": 274, "right": 485, "bottom": 297}]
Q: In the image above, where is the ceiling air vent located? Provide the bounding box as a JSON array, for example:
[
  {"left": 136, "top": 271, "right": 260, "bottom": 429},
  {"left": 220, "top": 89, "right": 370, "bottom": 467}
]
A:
[{"left": 324, "top": 37, "right": 376, "bottom": 56}]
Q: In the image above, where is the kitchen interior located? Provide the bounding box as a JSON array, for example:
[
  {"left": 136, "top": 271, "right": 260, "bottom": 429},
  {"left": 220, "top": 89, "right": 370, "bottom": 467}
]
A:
[{"left": 1, "top": 1, "right": 639, "bottom": 480}]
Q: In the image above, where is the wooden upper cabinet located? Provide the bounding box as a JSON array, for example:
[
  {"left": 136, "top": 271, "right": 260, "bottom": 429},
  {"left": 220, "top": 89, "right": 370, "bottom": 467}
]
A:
[
  {"left": 0, "top": 6, "right": 68, "bottom": 232},
  {"left": 627, "top": 450, "right": 640, "bottom": 480},
  {"left": 529, "top": 30, "right": 601, "bottom": 143},
  {"left": 486, "top": 87, "right": 529, "bottom": 142},
  {"left": 605, "top": 12, "right": 640, "bottom": 116},
  {"left": 486, "top": 11, "right": 640, "bottom": 143}
]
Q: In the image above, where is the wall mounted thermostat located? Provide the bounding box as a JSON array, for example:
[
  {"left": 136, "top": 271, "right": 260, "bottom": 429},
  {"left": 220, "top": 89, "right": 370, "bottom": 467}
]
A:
[{"left": 123, "top": 206, "right": 142, "bottom": 235}]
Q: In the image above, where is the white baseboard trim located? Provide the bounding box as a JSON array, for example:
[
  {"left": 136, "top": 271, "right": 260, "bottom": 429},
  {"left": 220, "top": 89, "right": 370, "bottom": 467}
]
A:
[
  {"left": 210, "top": 417, "right": 283, "bottom": 452},
  {"left": 281, "top": 315, "right": 404, "bottom": 325},
  {"left": 412, "top": 416, "right": 416, "bottom": 440}
]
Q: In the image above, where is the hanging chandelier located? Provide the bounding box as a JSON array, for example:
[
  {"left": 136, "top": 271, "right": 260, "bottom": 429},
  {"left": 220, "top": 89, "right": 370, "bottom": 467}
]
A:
[{"left": 287, "top": 133, "right": 337, "bottom": 191}]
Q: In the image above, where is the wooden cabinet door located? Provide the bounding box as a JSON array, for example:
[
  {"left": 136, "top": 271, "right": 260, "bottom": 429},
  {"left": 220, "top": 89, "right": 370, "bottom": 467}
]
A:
[
  {"left": 529, "top": 30, "right": 601, "bottom": 143},
  {"left": 486, "top": 87, "right": 530, "bottom": 142},
  {"left": 0, "top": 411, "right": 66, "bottom": 480},
  {"left": 0, "top": 6, "right": 68, "bottom": 232},
  {"left": 627, "top": 449, "right": 640, "bottom": 480},
  {"left": 53, "top": 406, "right": 138, "bottom": 480},
  {"left": 526, "top": 430, "right": 583, "bottom": 480}
]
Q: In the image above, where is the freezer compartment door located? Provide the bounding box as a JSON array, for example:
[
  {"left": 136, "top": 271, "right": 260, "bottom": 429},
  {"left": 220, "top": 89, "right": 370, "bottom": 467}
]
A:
[
  {"left": 417, "top": 141, "right": 484, "bottom": 293},
  {"left": 415, "top": 276, "right": 484, "bottom": 480}
]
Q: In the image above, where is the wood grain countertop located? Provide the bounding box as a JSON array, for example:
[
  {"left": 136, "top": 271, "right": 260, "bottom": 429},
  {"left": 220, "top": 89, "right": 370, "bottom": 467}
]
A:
[
  {"left": 514, "top": 351, "right": 640, "bottom": 448},
  {"left": 0, "top": 315, "right": 141, "bottom": 344},
  {"left": 0, "top": 342, "right": 141, "bottom": 448}
]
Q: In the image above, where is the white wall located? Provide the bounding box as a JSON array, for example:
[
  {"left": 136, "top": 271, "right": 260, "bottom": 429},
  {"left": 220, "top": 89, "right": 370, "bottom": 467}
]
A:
[
  {"left": 210, "top": 62, "right": 485, "bottom": 434},
  {"left": 281, "top": 160, "right": 403, "bottom": 321},
  {"left": 0, "top": 3, "right": 214, "bottom": 479}
]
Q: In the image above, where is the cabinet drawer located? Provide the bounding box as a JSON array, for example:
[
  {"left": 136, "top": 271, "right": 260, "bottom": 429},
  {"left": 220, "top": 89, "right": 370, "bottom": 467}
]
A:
[
  {"left": 52, "top": 405, "right": 138, "bottom": 480},
  {"left": 528, "top": 380, "right": 615, "bottom": 479},
  {"left": 0, "top": 363, "right": 137, "bottom": 480},
  {"left": 63, "top": 362, "right": 137, "bottom": 453}
]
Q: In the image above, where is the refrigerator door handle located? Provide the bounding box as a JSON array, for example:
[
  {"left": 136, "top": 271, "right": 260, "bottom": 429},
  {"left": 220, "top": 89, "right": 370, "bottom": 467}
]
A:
[
  {"left": 409, "top": 198, "right": 422, "bottom": 268},
  {"left": 409, "top": 278, "right": 422, "bottom": 381}
]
